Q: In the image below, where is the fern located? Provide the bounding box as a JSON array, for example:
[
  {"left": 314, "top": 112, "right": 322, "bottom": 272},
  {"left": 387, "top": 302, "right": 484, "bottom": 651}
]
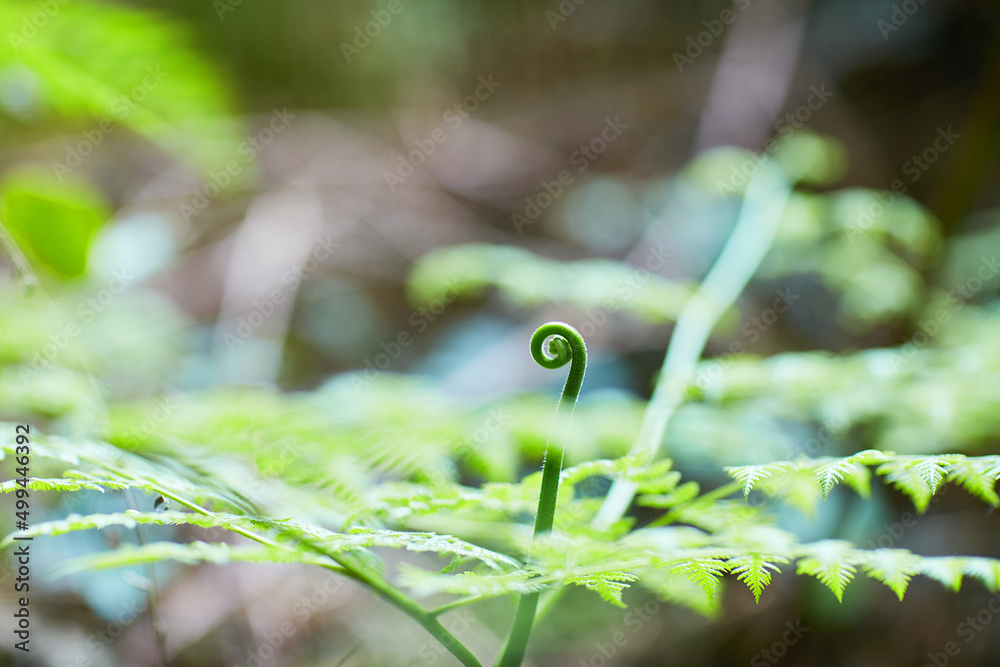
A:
[
  {"left": 945, "top": 457, "right": 1000, "bottom": 506},
  {"left": 8, "top": 315, "right": 1000, "bottom": 665},
  {"left": 55, "top": 541, "right": 345, "bottom": 577},
  {"left": 728, "top": 554, "right": 788, "bottom": 603},
  {"left": 0, "top": 476, "right": 127, "bottom": 493},
  {"left": 814, "top": 457, "right": 872, "bottom": 499},
  {"left": 726, "top": 463, "right": 789, "bottom": 500},
  {"left": 566, "top": 572, "right": 639, "bottom": 608},
  {"left": 918, "top": 557, "right": 968, "bottom": 592},
  {"left": 725, "top": 451, "right": 1000, "bottom": 514},
  {"left": 400, "top": 568, "right": 541, "bottom": 599},
  {"left": 860, "top": 549, "right": 923, "bottom": 601},
  {"left": 670, "top": 558, "right": 728, "bottom": 602},
  {"left": 795, "top": 540, "right": 858, "bottom": 602}
]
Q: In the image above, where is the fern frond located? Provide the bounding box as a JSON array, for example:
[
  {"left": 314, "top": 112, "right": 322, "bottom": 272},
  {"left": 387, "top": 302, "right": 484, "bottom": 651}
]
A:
[
  {"left": 638, "top": 481, "right": 701, "bottom": 509},
  {"left": 946, "top": 457, "right": 1000, "bottom": 506},
  {"left": 877, "top": 456, "right": 958, "bottom": 512},
  {"left": 560, "top": 456, "right": 650, "bottom": 486},
  {"left": 659, "top": 498, "right": 763, "bottom": 532},
  {"left": 566, "top": 572, "right": 639, "bottom": 608},
  {"left": 726, "top": 452, "right": 1000, "bottom": 514},
  {"left": 725, "top": 463, "right": 790, "bottom": 500},
  {"left": 400, "top": 567, "right": 541, "bottom": 598},
  {"left": 0, "top": 477, "right": 127, "bottom": 493},
  {"left": 54, "top": 541, "right": 341, "bottom": 577},
  {"left": 813, "top": 457, "right": 873, "bottom": 499},
  {"left": 1, "top": 510, "right": 250, "bottom": 547},
  {"left": 727, "top": 554, "right": 787, "bottom": 603},
  {"left": 0, "top": 431, "right": 254, "bottom": 512},
  {"left": 859, "top": 548, "right": 922, "bottom": 600},
  {"left": 345, "top": 528, "right": 521, "bottom": 570},
  {"left": 759, "top": 470, "right": 822, "bottom": 516},
  {"left": 638, "top": 567, "right": 722, "bottom": 617},
  {"left": 918, "top": 557, "right": 967, "bottom": 591},
  {"left": 962, "top": 557, "right": 1000, "bottom": 591},
  {"left": 670, "top": 558, "right": 728, "bottom": 602},
  {"left": 795, "top": 540, "right": 857, "bottom": 602}
]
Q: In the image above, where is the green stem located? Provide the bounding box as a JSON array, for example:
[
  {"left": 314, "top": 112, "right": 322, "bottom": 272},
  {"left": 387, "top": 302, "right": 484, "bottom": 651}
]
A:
[
  {"left": 497, "top": 323, "right": 587, "bottom": 667},
  {"left": 592, "top": 161, "right": 792, "bottom": 530},
  {"left": 431, "top": 594, "right": 487, "bottom": 618},
  {"left": 338, "top": 557, "right": 483, "bottom": 667},
  {"left": 645, "top": 480, "right": 742, "bottom": 528},
  {"left": 150, "top": 482, "right": 483, "bottom": 666}
]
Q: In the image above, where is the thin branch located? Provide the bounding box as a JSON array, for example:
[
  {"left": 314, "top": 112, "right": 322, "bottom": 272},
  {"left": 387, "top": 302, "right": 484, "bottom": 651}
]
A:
[
  {"left": 430, "top": 595, "right": 487, "bottom": 618},
  {"left": 593, "top": 162, "right": 793, "bottom": 530}
]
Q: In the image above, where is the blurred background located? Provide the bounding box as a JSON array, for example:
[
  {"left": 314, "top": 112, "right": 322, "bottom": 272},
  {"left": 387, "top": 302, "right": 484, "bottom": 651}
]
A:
[{"left": 1, "top": 0, "right": 1000, "bottom": 665}]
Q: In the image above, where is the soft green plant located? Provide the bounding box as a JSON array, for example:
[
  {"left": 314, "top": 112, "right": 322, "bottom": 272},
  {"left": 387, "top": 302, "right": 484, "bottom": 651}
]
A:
[
  {"left": 498, "top": 322, "right": 586, "bottom": 666},
  {"left": 5, "top": 140, "right": 1000, "bottom": 665},
  {"left": 7, "top": 320, "right": 1000, "bottom": 664}
]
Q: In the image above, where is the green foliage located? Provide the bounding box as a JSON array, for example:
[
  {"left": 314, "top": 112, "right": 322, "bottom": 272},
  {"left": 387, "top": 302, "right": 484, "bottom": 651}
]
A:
[
  {"left": 0, "top": 0, "right": 240, "bottom": 177},
  {"left": 728, "top": 553, "right": 787, "bottom": 604},
  {"left": 670, "top": 558, "right": 728, "bottom": 603},
  {"left": 0, "top": 172, "right": 109, "bottom": 278},
  {"left": 725, "top": 451, "right": 1000, "bottom": 514},
  {"left": 54, "top": 541, "right": 344, "bottom": 577},
  {"left": 7, "top": 429, "right": 1000, "bottom": 619},
  {"left": 795, "top": 540, "right": 857, "bottom": 602},
  {"left": 3, "top": 131, "right": 1000, "bottom": 666},
  {"left": 407, "top": 244, "right": 693, "bottom": 324},
  {"left": 566, "top": 572, "right": 639, "bottom": 608}
]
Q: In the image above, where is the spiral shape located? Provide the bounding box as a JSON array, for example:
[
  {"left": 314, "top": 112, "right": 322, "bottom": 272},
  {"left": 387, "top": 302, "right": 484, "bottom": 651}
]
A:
[
  {"left": 530, "top": 322, "right": 587, "bottom": 401},
  {"left": 499, "top": 322, "right": 589, "bottom": 667}
]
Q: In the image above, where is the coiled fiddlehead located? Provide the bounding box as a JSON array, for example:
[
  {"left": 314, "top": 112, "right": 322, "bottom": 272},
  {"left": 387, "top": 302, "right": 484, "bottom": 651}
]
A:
[{"left": 498, "top": 322, "right": 587, "bottom": 666}]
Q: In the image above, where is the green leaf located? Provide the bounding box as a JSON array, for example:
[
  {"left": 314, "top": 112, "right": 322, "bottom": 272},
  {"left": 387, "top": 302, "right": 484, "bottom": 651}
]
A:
[
  {"left": 560, "top": 455, "right": 655, "bottom": 487},
  {"left": 53, "top": 541, "right": 340, "bottom": 577},
  {"left": 670, "top": 558, "right": 728, "bottom": 603},
  {"left": 814, "top": 458, "right": 871, "bottom": 499},
  {"left": 946, "top": 457, "right": 1000, "bottom": 506},
  {"left": 1, "top": 172, "right": 108, "bottom": 278},
  {"left": 962, "top": 558, "right": 1000, "bottom": 591},
  {"left": 860, "top": 549, "right": 922, "bottom": 600},
  {"left": 725, "top": 463, "right": 788, "bottom": 500},
  {"left": 399, "top": 567, "right": 540, "bottom": 598},
  {"left": 344, "top": 528, "right": 521, "bottom": 570},
  {"left": 0, "top": 477, "right": 123, "bottom": 493},
  {"left": 848, "top": 449, "right": 892, "bottom": 466},
  {"left": 759, "top": 469, "right": 823, "bottom": 516},
  {"left": 566, "top": 572, "right": 639, "bottom": 608},
  {"left": 637, "top": 567, "right": 722, "bottom": 618},
  {"left": 727, "top": 553, "right": 786, "bottom": 603},
  {"left": 913, "top": 456, "right": 953, "bottom": 494},
  {"left": 639, "top": 481, "right": 700, "bottom": 508},
  {"left": 919, "top": 557, "right": 968, "bottom": 592},
  {"left": 796, "top": 540, "right": 857, "bottom": 602},
  {"left": 0, "top": 1, "right": 240, "bottom": 177},
  {"left": 407, "top": 244, "right": 693, "bottom": 323},
  {"left": 666, "top": 499, "right": 761, "bottom": 532},
  {"left": 1, "top": 510, "right": 259, "bottom": 548},
  {"left": 876, "top": 456, "right": 957, "bottom": 512}
]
